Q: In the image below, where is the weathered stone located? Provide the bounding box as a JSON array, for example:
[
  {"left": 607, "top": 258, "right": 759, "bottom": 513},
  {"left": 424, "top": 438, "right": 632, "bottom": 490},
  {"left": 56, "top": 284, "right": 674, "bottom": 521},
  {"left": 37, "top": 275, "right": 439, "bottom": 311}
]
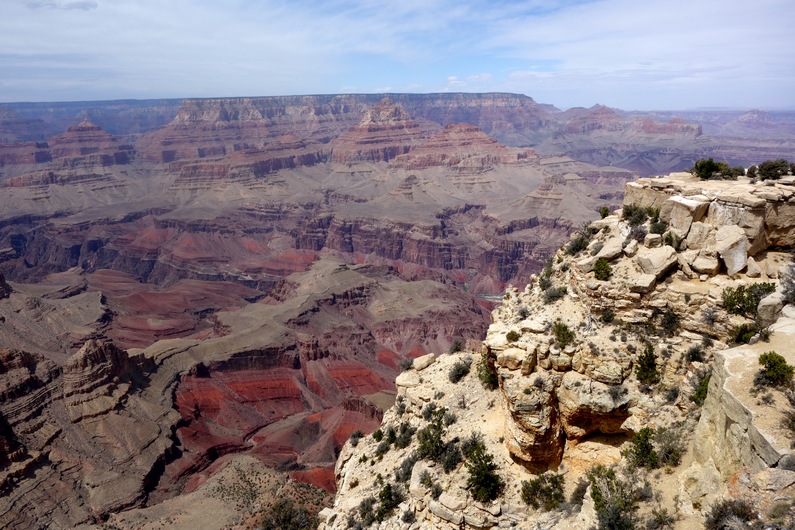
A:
[
  {"left": 318, "top": 508, "right": 337, "bottom": 524},
  {"left": 623, "top": 239, "right": 638, "bottom": 257},
  {"left": 550, "top": 353, "right": 572, "bottom": 372},
  {"left": 396, "top": 370, "right": 421, "bottom": 388},
  {"left": 691, "top": 255, "right": 720, "bottom": 275},
  {"left": 665, "top": 195, "right": 709, "bottom": 236},
  {"left": 757, "top": 291, "right": 785, "bottom": 328},
  {"left": 557, "top": 371, "right": 630, "bottom": 439},
  {"left": 576, "top": 256, "right": 598, "bottom": 273},
  {"left": 714, "top": 225, "right": 749, "bottom": 275},
  {"left": 429, "top": 500, "right": 464, "bottom": 524},
  {"left": 496, "top": 347, "right": 526, "bottom": 370},
  {"left": 629, "top": 274, "right": 656, "bottom": 294},
  {"left": 439, "top": 491, "right": 467, "bottom": 511},
  {"left": 636, "top": 246, "right": 678, "bottom": 279},
  {"left": 685, "top": 221, "right": 714, "bottom": 250},
  {"left": 413, "top": 353, "right": 436, "bottom": 371},
  {"left": 745, "top": 256, "right": 761, "bottom": 278},
  {"left": 595, "top": 236, "right": 624, "bottom": 261},
  {"left": 644, "top": 233, "right": 662, "bottom": 248}
]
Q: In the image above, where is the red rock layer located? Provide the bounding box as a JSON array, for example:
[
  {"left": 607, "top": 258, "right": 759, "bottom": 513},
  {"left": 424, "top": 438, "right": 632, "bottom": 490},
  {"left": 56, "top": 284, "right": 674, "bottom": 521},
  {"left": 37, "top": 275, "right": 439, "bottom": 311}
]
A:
[
  {"left": 330, "top": 99, "right": 438, "bottom": 164},
  {"left": 391, "top": 122, "right": 536, "bottom": 171}
]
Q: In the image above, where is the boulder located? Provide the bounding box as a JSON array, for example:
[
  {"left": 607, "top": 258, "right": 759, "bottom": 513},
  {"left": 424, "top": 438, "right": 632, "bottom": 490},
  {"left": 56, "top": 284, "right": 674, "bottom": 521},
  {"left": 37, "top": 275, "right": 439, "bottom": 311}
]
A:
[
  {"left": 745, "top": 257, "right": 762, "bottom": 278},
  {"left": 496, "top": 347, "right": 525, "bottom": 370},
  {"left": 757, "top": 292, "right": 785, "bottom": 328},
  {"left": 685, "top": 221, "right": 714, "bottom": 250},
  {"left": 413, "top": 353, "right": 436, "bottom": 371},
  {"left": 595, "top": 236, "right": 625, "bottom": 261},
  {"left": 623, "top": 239, "right": 638, "bottom": 257},
  {"left": 665, "top": 195, "right": 709, "bottom": 236},
  {"left": 636, "top": 246, "right": 678, "bottom": 279},
  {"left": 691, "top": 255, "right": 720, "bottom": 275},
  {"left": 643, "top": 233, "right": 662, "bottom": 248},
  {"left": 714, "top": 225, "right": 749, "bottom": 276},
  {"left": 629, "top": 274, "right": 657, "bottom": 294},
  {"left": 430, "top": 500, "right": 464, "bottom": 525},
  {"left": 576, "top": 256, "right": 598, "bottom": 273}
]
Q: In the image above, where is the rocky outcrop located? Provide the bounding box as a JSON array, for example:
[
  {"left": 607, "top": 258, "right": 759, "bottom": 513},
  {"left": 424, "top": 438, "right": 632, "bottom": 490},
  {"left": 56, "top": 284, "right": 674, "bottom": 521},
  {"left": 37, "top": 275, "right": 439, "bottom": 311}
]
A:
[
  {"left": 62, "top": 339, "right": 155, "bottom": 422},
  {"left": 624, "top": 172, "right": 795, "bottom": 275},
  {"left": 679, "top": 308, "right": 795, "bottom": 512},
  {"left": 331, "top": 99, "right": 438, "bottom": 164}
]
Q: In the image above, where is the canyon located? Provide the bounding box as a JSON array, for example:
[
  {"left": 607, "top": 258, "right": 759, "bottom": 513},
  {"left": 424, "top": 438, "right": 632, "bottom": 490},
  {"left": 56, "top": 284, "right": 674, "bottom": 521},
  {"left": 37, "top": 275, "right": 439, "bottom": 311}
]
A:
[{"left": 0, "top": 93, "right": 794, "bottom": 528}]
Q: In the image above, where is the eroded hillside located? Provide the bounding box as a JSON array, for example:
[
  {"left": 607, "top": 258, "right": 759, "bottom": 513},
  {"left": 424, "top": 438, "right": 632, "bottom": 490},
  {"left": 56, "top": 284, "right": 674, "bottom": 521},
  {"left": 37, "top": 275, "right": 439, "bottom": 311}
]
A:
[{"left": 325, "top": 172, "right": 795, "bottom": 529}]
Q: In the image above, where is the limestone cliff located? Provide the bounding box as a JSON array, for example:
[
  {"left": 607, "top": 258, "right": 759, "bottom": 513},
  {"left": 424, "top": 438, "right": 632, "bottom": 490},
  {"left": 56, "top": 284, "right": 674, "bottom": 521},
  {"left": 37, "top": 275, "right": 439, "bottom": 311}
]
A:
[{"left": 325, "top": 172, "right": 795, "bottom": 529}]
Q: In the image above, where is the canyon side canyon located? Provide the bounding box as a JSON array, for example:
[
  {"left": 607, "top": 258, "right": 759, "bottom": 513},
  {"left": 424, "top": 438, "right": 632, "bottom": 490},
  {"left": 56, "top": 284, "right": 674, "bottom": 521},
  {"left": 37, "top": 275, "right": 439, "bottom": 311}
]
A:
[{"left": 0, "top": 94, "right": 794, "bottom": 529}]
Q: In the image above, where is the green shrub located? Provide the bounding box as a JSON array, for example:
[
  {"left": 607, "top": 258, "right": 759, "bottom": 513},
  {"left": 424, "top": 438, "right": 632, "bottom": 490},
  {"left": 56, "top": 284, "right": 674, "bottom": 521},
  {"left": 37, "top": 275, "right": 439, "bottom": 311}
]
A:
[
  {"left": 704, "top": 499, "right": 756, "bottom": 530},
  {"left": 623, "top": 427, "right": 660, "bottom": 469},
  {"left": 375, "top": 439, "right": 391, "bottom": 457},
  {"left": 421, "top": 402, "right": 437, "bottom": 421},
  {"left": 623, "top": 204, "right": 648, "bottom": 226},
  {"left": 395, "top": 453, "right": 417, "bottom": 482},
  {"left": 659, "top": 307, "right": 679, "bottom": 336},
  {"left": 506, "top": 330, "right": 520, "bottom": 343},
  {"left": 587, "top": 465, "right": 647, "bottom": 530},
  {"left": 440, "top": 442, "right": 462, "bottom": 473},
  {"left": 649, "top": 220, "right": 668, "bottom": 234},
  {"left": 448, "top": 358, "right": 472, "bottom": 383},
  {"left": 430, "top": 482, "right": 442, "bottom": 500},
  {"left": 732, "top": 323, "right": 758, "bottom": 344},
  {"left": 465, "top": 443, "right": 504, "bottom": 503},
  {"left": 521, "top": 473, "right": 565, "bottom": 511},
  {"left": 401, "top": 510, "right": 415, "bottom": 524},
  {"left": 448, "top": 339, "right": 464, "bottom": 353},
  {"left": 663, "top": 231, "right": 680, "bottom": 249},
  {"left": 261, "top": 499, "right": 318, "bottom": 530},
  {"left": 372, "top": 428, "right": 383, "bottom": 442},
  {"left": 600, "top": 308, "right": 615, "bottom": 324},
  {"left": 755, "top": 351, "right": 794, "bottom": 388},
  {"left": 692, "top": 373, "right": 711, "bottom": 406},
  {"left": 636, "top": 343, "right": 660, "bottom": 385},
  {"left": 629, "top": 225, "right": 647, "bottom": 241},
  {"left": 477, "top": 354, "right": 499, "bottom": 390},
  {"left": 686, "top": 345, "right": 703, "bottom": 363},
  {"left": 394, "top": 422, "right": 416, "bottom": 449},
  {"left": 566, "top": 233, "right": 591, "bottom": 255},
  {"left": 349, "top": 430, "right": 364, "bottom": 447},
  {"left": 398, "top": 358, "right": 414, "bottom": 371},
  {"left": 722, "top": 283, "right": 775, "bottom": 318},
  {"left": 461, "top": 432, "right": 485, "bottom": 459},
  {"left": 553, "top": 320, "right": 575, "bottom": 349},
  {"left": 600, "top": 206, "right": 610, "bottom": 219},
  {"left": 654, "top": 427, "right": 686, "bottom": 467},
  {"left": 375, "top": 482, "right": 404, "bottom": 522},
  {"left": 757, "top": 158, "right": 791, "bottom": 180},
  {"left": 543, "top": 286, "right": 567, "bottom": 304},
  {"left": 539, "top": 276, "right": 552, "bottom": 291},
  {"left": 594, "top": 258, "right": 612, "bottom": 281}
]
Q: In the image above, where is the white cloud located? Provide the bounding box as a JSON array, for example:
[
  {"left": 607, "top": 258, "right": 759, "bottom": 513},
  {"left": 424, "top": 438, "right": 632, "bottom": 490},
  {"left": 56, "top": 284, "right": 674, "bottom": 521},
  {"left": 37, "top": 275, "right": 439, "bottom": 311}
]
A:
[
  {"left": 0, "top": 0, "right": 793, "bottom": 108},
  {"left": 26, "top": 1, "right": 97, "bottom": 10}
]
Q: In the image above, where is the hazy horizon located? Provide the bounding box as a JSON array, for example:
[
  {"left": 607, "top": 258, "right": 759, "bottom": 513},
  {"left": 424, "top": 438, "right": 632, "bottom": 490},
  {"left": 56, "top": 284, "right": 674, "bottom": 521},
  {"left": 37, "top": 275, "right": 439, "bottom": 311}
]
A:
[{"left": 2, "top": 0, "right": 793, "bottom": 111}]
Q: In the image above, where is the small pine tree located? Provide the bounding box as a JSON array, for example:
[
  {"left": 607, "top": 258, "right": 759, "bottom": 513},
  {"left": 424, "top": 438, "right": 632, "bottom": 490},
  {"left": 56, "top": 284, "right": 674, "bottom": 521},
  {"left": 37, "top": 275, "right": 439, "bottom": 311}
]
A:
[
  {"left": 465, "top": 444, "right": 504, "bottom": 503},
  {"left": 636, "top": 342, "right": 660, "bottom": 385},
  {"left": 593, "top": 258, "right": 612, "bottom": 281}
]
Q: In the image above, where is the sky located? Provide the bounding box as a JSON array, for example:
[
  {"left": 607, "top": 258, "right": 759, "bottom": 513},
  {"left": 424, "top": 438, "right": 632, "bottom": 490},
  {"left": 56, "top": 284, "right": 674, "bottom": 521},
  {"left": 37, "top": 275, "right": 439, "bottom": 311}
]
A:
[{"left": 1, "top": 0, "right": 793, "bottom": 110}]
